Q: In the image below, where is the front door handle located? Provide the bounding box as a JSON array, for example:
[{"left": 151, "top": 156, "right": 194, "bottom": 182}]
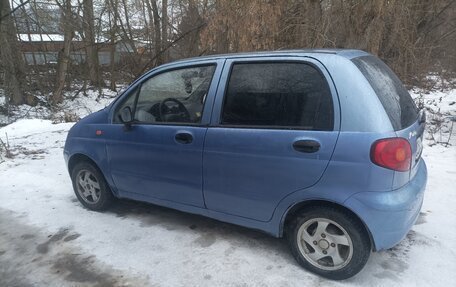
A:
[
  {"left": 293, "top": 140, "right": 320, "bottom": 153},
  {"left": 175, "top": 132, "right": 193, "bottom": 144}
]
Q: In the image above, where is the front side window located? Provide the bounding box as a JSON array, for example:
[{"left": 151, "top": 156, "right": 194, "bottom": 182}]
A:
[
  {"left": 115, "top": 65, "right": 216, "bottom": 124},
  {"left": 221, "top": 62, "right": 334, "bottom": 130}
]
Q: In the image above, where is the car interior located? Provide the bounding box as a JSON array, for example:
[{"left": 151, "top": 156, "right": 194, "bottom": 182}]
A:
[{"left": 116, "top": 75, "right": 211, "bottom": 124}]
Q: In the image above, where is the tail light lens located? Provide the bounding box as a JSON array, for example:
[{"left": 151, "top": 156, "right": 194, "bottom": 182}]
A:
[{"left": 371, "top": 138, "right": 412, "bottom": 172}]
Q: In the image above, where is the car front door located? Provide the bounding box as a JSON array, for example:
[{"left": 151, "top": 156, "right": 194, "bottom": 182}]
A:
[
  {"left": 104, "top": 61, "right": 223, "bottom": 207},
  {"left": 203, "top": 58, "right": 340, "bottom": 221}
]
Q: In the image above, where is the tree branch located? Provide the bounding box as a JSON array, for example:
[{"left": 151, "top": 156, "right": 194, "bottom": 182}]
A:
[
  {"left": 136, "top": 22, "right": 207, "bottom": 76},
  {"left": 0, "top": 0, "right": 31, "bottom": 22}
]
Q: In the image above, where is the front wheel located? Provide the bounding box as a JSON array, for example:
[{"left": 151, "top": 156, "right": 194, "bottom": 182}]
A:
[
  {"left": 71, "top": 161, "right": 113, "bottom": 211},
  {"left": 287, "top": 206, "right": 371, "bottom": 280}
]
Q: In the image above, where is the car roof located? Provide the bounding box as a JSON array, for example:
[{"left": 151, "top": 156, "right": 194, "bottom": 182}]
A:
[{"left": 169, "top": 49, "right": 369, "bottom": 65}]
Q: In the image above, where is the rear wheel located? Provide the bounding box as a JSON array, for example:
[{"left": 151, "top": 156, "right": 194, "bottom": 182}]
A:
[
  {"left": 287, "top": 206, "right": 370, "bottom": 280},
  {"left": 71, "top": 161, "right": 113, "bottom": 211}
]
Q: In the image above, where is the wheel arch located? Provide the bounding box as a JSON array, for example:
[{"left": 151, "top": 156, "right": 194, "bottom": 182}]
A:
[
  {"left": 280, "top": 199, "right": 375, "bottom": 251},
  {"left": 68, "top": 153, "right": 99, "bottom": 175},
  {"left": 67, "top": 153, "right": 117, "bottom": 195}
]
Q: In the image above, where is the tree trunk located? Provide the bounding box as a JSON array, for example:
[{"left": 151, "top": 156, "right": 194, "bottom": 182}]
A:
[
  {"left": 145, "top": 0, "right": 155, "bottom": 53},
  {"left": 82, "top": 0, "right": 104, "bottom": 87},
  {"left": 214, "top": 1, "right": 228, "bottom": 53},
  {"left": 150, "top": 0, "right": 162, "bottom": 65},
  {"left": 161, "top": 0, "right": 168, "bottom": 62},
  {"left": 108, "top": 0, "right": 118, "bottom": 91},
  {"left": 0, "top": 0, "right": 29, "bottom": 105},
  {"left": 52, "top": 0, "right": 74, "bottom": 104},
  {"left": 19, "top": 0, "right": 36, "bottom": 66},
  {"left": 119, "top": 0, "right": 139, "bottom": 74}
]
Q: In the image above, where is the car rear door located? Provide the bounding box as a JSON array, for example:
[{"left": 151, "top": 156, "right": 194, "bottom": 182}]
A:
[{"left": 202, "top": 57, "right": 340, "bottom": 221}]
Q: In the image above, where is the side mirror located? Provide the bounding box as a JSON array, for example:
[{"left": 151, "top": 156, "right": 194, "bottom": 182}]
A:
[
  {"left": 120, "top": 107, "right": 134, "bottom": 131},
  {"left": 120, "top": 106, "right": 133, "bottom": 124}
]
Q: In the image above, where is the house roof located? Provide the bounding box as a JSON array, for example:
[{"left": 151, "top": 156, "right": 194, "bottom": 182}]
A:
[{"left": 18, "top": 34, "right": 64, "bottom": 42}]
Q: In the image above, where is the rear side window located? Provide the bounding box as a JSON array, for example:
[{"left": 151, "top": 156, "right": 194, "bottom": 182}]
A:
[
  {"left": 221, "top": 62, "right": 334, "bottom": 130},
  {"left": 352, "top": 56, "right": 418, "bottom": 130}
]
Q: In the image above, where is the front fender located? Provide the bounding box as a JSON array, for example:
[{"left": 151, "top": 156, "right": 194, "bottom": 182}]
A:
[{"left": 64, "top": 109, "right": 116, "bottom": 193}]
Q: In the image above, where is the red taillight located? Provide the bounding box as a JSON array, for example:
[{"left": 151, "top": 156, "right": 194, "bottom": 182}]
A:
[{"left": 371, "top": 138, "right": 412, "bottom": 172}]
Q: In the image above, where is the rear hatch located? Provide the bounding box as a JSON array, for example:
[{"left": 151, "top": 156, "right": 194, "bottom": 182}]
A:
[{"left": 352, "top": 55, "right": 424, "bottom": 188}]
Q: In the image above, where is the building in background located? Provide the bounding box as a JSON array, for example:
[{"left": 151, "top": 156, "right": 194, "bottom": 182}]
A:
[{"left": 18, "top": 33, "right": 135, "bottom": 66}]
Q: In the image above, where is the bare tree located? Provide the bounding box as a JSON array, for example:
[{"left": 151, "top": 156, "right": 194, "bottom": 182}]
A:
[
  {"left": 82, "top": 0, "right": 104, "bottom": 87},
  {"left": 18, "top": 0, "right": 37, "bottom": 66},
  {"left": 2, "top": 0, "right": 455, "bottom": 111},
  {"left": 107, "top": 0, "right": 118, "bottom": 91},
  {"left": 52, "top": 0, "right": 74, "bottom": 104},
  {"left": 149, "top": 0, "right": 163, "bottom": 66},
  {"left": 199, "top": 0, "right": 455, "bottom": 85},
  {"left": 0, "top": 0, "right": 31, "bottom": 105},
  {"left": 161, "top": 0, "right": 168, "bottom": 62},
  {"left": 177, "top": 0, "right": 205, "bottom": 57}
]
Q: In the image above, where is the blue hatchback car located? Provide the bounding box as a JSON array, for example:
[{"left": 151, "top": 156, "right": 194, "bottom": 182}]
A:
[{"left": 64, "top": 49, "right": 427, "bottom": 280}]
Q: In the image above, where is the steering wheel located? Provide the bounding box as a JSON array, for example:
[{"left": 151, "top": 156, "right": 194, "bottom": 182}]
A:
[{"left": 159, "top": 98, "right": 191, "bottom": 122}]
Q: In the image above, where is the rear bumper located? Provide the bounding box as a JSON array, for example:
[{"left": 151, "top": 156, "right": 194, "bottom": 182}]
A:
[{"left": 344, "top": 159, "right": 427, "bottom": 251}]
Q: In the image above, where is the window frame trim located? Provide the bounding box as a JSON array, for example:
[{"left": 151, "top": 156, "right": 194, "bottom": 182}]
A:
[
  {"left": 109, "top": 61, "right": 222, "bottom": 126},
  {"left": 216, "top": 59, "right": 336, "bottom": 131}
]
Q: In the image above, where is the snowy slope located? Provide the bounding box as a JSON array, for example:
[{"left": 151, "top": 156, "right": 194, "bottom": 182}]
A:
[
  {"left": 0, "top": 86, "right": 122, "bottom": 126},
  {"left": 0, "top": 89, "right": 455, "bottom": 286}
]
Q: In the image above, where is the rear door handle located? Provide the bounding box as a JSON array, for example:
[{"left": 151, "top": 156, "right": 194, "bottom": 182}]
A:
[
  {"left": 175, "top": 132, "right": 193, "bottom": 144},
  {"left": 293, "top": 140, "right": 320, "bottom": 153}
]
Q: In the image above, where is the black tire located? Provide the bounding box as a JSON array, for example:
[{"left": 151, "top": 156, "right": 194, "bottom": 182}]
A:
[
  {"left": 287, "top": 206, "right": 371, "bottom": 280},
  {"left": 71, "top": 161, "right": 113, "bottom": 211}
]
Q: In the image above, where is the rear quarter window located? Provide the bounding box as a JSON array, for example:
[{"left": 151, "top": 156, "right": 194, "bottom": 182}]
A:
[{"left": 352, "top": 56, "right": 418, "bottom": 130}]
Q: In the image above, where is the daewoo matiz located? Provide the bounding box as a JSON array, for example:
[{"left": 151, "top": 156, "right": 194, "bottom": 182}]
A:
[{"left": 64, "top": 49, "right": 427, "bottom": 280}]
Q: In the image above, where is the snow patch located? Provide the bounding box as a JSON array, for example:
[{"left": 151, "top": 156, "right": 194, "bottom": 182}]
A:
[{"left": 0, "top": 85, "right": 126, "bottom": 126}]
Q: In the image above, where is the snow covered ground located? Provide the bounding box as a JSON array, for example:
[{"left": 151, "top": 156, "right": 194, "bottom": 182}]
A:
[
  {"left": 0, "top": 86, "right": 123, "bottom": 126},
  {"left": 0, "top": 89, "right": 455, "bottom": 286}
]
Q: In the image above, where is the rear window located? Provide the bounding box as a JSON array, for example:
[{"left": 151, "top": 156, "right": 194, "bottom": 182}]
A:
[
  {"left": 221, "top": 62, "right": 334, "bottom": 130},
  {"left": 352, "top": 56, "right": 418, "bottom": 130}
]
